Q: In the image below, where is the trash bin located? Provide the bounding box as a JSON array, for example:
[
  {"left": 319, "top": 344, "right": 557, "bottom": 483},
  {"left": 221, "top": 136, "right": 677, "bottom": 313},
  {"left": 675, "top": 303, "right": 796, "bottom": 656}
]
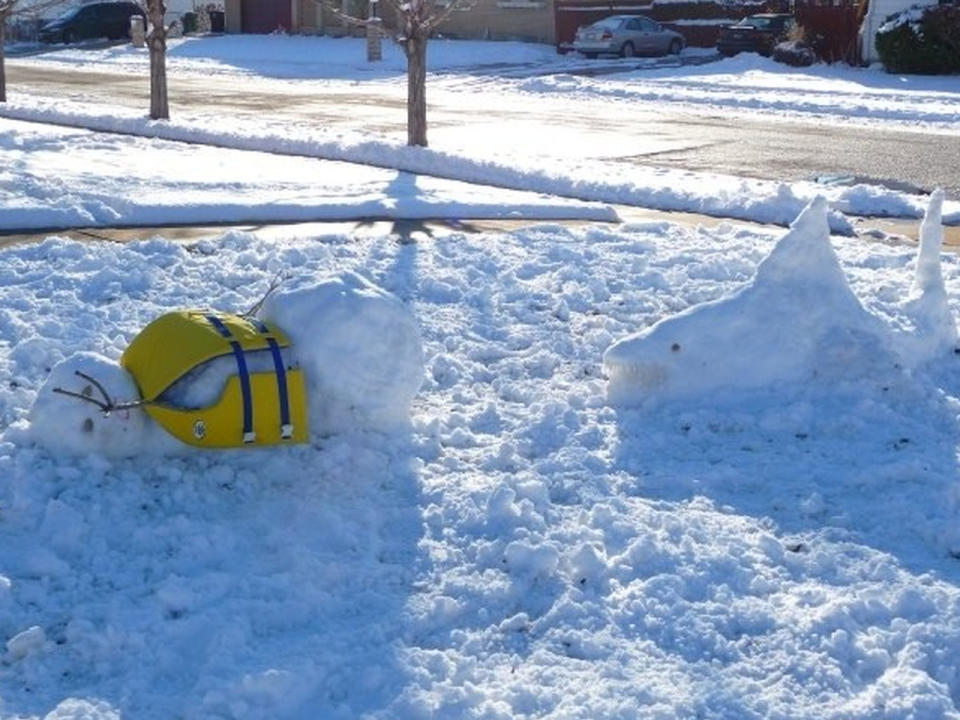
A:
[
  {"left": 209, "top": 10, "right": 224, "bottom": 33},
  {"left": 182, "top": 11, "right": 197, "bottom": 33},
  {"left": 130, "top": 15, "right": 145, "bottom": 47}
]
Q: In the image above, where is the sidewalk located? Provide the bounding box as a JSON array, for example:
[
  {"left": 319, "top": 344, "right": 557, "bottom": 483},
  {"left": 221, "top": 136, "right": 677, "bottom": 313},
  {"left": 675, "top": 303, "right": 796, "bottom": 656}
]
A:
[{"left": 3, "top": 206, "right": 953, "bottom": 250}]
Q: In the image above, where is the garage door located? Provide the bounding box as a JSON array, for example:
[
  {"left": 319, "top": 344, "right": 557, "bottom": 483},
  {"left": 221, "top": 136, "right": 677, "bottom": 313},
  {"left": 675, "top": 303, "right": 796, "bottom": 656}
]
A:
[{"left": 240, "top": 0, "right": 291, "bottom": 33}]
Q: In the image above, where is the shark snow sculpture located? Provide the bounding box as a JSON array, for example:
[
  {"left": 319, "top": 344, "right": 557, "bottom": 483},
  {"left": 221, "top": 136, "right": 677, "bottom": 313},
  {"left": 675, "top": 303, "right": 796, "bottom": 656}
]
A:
[{"left": 603, "top": 194, "right": 956, "bottom": 404}]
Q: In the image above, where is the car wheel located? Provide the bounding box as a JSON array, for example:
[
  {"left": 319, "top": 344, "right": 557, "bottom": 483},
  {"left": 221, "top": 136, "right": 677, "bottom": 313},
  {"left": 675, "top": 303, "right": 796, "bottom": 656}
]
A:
[
  {"left": 620, "top": 41, "right": 635, "bottom": 58},
  {"left": 63, "top": 30, "right": 75, "bottom": 44},
  {"left": 669, "top": 39, "right": 682, "bottom": 55}
]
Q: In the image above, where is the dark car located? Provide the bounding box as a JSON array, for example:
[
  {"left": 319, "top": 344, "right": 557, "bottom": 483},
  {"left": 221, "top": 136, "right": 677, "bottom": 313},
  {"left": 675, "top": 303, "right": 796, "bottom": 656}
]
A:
[
  {"left": 39, "top": 2, "right": 146, "bottom": 44},
  {"left": 716, "top": 14, "right": 795, "bottom": 58}
]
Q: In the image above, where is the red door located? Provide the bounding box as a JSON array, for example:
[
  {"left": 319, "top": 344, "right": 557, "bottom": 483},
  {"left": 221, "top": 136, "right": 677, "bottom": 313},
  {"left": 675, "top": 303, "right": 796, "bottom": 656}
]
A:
[{"left": 240, "top": 0, "right": 291, "bottom": 33}]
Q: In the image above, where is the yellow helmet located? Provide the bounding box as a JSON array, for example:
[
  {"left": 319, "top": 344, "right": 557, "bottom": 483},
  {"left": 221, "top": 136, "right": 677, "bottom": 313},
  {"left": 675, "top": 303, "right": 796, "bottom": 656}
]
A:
[{"left": 121, "top": 311, "right": 309, "bottom": 448}]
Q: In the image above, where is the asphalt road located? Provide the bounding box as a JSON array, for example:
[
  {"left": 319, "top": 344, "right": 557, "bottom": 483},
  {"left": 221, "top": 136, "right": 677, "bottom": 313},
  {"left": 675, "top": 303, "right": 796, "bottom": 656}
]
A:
[{"left": 7, "top": 60, "right": 960, "bottom": 201}]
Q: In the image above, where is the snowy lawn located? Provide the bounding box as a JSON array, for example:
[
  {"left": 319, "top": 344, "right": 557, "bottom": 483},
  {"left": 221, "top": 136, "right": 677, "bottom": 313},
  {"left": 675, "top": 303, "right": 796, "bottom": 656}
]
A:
[
  {"left": 14, "top": 35, "right": 567, "bottom": 80},
  {"left": 517, "top": 52, "right": 960, "bottom": 129},
  {"left": 0, "top": 117, "right": 614, "bottom": 230},
  {"left": 2, "top": 104, "right": 957, "bottom": 233},
  {"left": 2, "top": 211, "right": 960, "bottom": 718}
]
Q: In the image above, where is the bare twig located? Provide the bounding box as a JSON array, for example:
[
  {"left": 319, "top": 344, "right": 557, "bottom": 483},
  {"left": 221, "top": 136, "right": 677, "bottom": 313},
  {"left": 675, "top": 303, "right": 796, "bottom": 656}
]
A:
[
  {"left": 245, "top": 271, "right": 288, "bottom": 317},
  {"left": 52, "top": 370, "right": 149, "bottom": 415}
]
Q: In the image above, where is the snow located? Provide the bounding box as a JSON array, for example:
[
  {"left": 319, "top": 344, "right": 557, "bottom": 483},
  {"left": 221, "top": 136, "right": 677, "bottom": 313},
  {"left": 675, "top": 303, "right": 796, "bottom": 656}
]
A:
[
  {"left": 604, "top": 194, "right": 958, "bottom": 403},
  {"left": 515, "top": 52, "right": 960, "bottom": 129},
  {"left": 18, "top": 35, "right": 563, "bottom": 80},
  {"left": 2, "top": 204, "right": 960, "bottom": 719},
  {"left": 2, "top": 32, "right": 960, "bottom": 720},
  {"left": 3, "top": 104, "right": 958, "bottom": 233},
  {"left": 21, "top": 273, "right": 425, "bottom": 456},
  {"left": 0, "top": 117, "right": 615, "bottom": 230},
  {"left": 261, "top": 273, "right": 425, "bottom": 435},
  {"left": 877, "top": 6, "right": 926, "bottom": 35},
  {"left": 603, "top": 197, "right": 904, "bottom": 402},
  {"left": 26, "top": 351, "right": 158, "bottom": 458},
  {"left": 12, "top": 35, "right": 960, "bottom": 133}
]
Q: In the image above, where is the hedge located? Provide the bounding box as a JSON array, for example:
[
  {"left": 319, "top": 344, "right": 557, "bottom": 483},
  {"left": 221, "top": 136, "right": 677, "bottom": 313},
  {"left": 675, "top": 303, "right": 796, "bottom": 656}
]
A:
[{"left": 876, "top": 4, "right": 960, "bottom": 74}]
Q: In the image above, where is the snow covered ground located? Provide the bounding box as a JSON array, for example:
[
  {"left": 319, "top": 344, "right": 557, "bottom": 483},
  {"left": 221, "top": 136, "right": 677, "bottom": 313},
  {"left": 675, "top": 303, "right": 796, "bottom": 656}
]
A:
[
  {"left": 3, "top": 103, "right": 958, "bottom": 233},
  {"left": 2, "top": 33, "right": 960, "bottom": 720},
  {"left": 4, "top": 35, "right": 959, "bottom": 230},
  {"left": 0, "top": 117, "right": 614, "bottom": 230},
  {"left": 2, "top": 201, "right": 960, "bottom": 718},
  {"left": 14, "top": 35, "right": 960, "bottom": 132}
]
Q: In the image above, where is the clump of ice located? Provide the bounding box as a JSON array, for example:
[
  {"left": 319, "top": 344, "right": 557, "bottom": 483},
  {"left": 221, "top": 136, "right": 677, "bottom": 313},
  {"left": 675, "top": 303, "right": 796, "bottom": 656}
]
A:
[
  {"left": 24, "top": 352, "right": 154, "bottom": 457},
  {"left": 260, "top": 271, "right": 424, "bottom": 435},
  {"left": 603, "top": 197, "right": 901, "bottom": 403}
]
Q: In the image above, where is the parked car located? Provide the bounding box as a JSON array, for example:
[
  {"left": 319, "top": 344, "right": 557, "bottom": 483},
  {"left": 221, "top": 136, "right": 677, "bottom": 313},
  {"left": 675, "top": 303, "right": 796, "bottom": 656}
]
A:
[
  {"left": 38, "top": 2, "right": 146, "bottom": 44},
  {"left": 716, "top": 14, "right": 795, "bottom": 58},
  {"left": 574, "top": 15, "right": 686, "bottom": 59}
]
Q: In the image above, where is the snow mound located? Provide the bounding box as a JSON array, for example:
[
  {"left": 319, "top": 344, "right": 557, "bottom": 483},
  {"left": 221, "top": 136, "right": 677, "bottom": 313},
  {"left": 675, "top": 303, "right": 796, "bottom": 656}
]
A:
[
  {"left": 261, "top": 272, "right": 424, "bottom": 435},
  {"left": 895, "top": 189, "right": 959, "bottom": 363},
  {"left": 603, "top": 197, "right": 903, "bottom": 402},
  {"left": 24, "top": 352, "right": 158, "bottom": 458}
]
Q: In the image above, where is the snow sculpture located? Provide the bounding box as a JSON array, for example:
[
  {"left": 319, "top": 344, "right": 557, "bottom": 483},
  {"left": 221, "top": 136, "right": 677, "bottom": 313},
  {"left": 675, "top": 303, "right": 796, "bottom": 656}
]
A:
[
  {"left": 895, "top": 190, "right": 958, "bottom": 364},
  {"left": 604, "top": 194, "right": 955, "bottom": 404},
  {"left": 25, "top": 273, "right": 424, "bottom": 457}
]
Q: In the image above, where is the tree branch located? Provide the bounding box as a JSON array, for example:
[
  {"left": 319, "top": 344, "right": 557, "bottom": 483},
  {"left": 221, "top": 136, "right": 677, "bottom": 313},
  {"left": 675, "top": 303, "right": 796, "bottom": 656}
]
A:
[{"left": 310, "top": 0, "right": 389, "bottom": 34}]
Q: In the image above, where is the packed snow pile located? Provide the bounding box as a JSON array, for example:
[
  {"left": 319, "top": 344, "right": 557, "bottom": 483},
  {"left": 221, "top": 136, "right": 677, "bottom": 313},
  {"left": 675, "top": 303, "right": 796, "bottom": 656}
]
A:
[
  {"left": 25, "top": 352, "right": 161, "bottom": 458},
  {"left": 261, "top": 273, "right": 424, "bottom": 435},
  {"left": 18, "top": 273, "right": 423, "bottom": 457},
  {"left": 604, "top": 194, "right": 957, "bottom": 403},
  {"left": 898, "top": 189, "right": 959, "bottom": 363}
]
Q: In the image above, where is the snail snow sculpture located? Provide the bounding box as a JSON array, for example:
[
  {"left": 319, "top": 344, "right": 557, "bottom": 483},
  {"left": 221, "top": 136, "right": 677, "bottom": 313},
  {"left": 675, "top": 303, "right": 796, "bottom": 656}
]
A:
[{"left": 26, "top": 273, "right": 424, "bottom": 457}]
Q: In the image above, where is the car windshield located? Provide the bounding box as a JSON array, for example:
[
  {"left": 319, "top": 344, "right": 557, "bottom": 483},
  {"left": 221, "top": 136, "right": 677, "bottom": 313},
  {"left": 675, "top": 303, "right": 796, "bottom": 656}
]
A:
[
  {"left": 736, "top": 17, "right": 782, "bottom": 30},
  {"left": 50, "top": 6, "right": 81, "bottom": 21}
]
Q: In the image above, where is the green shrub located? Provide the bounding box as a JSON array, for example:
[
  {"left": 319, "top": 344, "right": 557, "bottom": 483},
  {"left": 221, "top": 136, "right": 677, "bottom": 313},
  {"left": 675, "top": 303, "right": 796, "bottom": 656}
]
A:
[{"left": 876, "top": 4, "right": 960, "bottom": 74}]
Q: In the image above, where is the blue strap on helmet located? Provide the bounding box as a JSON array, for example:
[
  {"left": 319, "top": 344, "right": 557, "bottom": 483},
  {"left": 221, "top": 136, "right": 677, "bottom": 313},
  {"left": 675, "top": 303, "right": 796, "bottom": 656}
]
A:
[
  {"left": 249, "top": 318, "right": 293, "bottom": 440},
  {"left": 206, "top": 315, "right": 255, "bottom": 443}
]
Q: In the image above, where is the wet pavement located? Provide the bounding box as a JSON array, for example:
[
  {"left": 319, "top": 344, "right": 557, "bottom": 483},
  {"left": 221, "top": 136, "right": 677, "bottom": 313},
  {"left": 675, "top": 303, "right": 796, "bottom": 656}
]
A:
[{"left": 3, "top": 206, "right": 955, "bottom": 252}]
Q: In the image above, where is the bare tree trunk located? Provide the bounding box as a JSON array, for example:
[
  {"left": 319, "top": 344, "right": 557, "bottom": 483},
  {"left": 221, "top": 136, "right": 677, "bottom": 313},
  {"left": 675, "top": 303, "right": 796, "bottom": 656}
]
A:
[
  {"left": 405, "top": 35, "right": 427, "bottom": 147},
  {"left": 0, "top": 20, "right": 7, "bottom": 103},
  {"left": 147, "top": 0, "right": 168, "bottom": 119}
]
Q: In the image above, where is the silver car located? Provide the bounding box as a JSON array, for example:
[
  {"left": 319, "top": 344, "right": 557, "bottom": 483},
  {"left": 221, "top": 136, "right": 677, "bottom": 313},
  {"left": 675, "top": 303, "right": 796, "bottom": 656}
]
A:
[{"left": 573, "top": 15, "right": 686, "bottom": 58}]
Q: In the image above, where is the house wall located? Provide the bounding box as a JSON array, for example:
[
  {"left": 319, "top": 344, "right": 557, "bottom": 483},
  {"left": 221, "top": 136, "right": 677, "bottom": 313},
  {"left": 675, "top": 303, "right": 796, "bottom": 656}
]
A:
[
  {"left": 227, "top": 0, "right": 555, "bottom": 44},
  {"left": 435, "top": 0, "right": 555, "bottom": 44}
]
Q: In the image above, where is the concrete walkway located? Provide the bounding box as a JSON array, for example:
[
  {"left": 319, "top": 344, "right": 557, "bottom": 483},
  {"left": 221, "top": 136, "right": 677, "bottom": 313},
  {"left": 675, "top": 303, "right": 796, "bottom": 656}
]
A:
[{"left": 2, "top": 206, "right": 954, "bottom": 250}]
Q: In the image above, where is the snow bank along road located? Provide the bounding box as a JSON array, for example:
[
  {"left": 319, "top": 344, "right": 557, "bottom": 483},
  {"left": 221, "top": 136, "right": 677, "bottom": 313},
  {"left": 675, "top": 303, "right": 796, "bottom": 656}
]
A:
[{"left": 8, "top": 58, "right": 960, "bottom": 200}]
